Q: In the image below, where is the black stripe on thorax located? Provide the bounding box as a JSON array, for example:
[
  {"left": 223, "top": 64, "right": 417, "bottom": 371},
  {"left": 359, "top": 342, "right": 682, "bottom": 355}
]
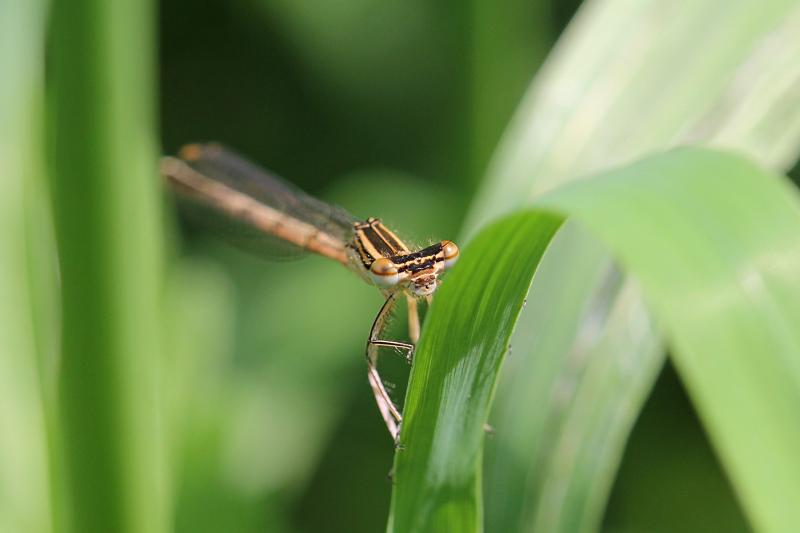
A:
[
  {"left": 369, "top": 218, "right": 407, "bottom": 252},
  {"left": 353, "top": 217, "right": 409, "bottom": 261},
  {"left": 352, "top": 218, "right": 440, "bottom": 274},
  {"left": 351, "top": 233, "right": 373, "bottom": 269},
  {"left": 399, "top": 258, "right": 438, "bottom": 274},
  {"left": 362, "top": 225, "right": 397, "bottom": 257},
  {"left": 391, "top": 242, "right": 443, "bottom": 264}
]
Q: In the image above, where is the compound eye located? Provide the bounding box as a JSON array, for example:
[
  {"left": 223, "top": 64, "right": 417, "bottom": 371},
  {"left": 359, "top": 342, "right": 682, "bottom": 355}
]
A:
[
  {"left": 369, "top": 257, "right": 400, "bottom": 287},
  {"left": 441, "top": 240, "right": 459, "bottom": 270}
]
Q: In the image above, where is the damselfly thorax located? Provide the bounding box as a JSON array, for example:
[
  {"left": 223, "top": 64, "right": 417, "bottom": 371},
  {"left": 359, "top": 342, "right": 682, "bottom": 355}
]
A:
[
  {"left": 351, "top": 218, "right": 459, "bottom": 297},
  {"left": 161, "top": 143, "right": 459, "bottom": 443}
]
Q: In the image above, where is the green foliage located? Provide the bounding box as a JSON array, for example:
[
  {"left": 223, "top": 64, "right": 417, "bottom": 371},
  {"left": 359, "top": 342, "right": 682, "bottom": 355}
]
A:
[
  {"left": 5, "top": 0, "right": 800, "bottom": 532},
  {"left": 389, "top": 213, "right": 563, "bottom": 532},
  {"left": 470, "top": 1, "right": 800, "bottom": 532},
  {"left": 0, "top": 1, "right": 52, "bottom": 532},
  {"left": 390, "top": 148, "right": 800, "bottom": 533},
  {"left": 538, "top": 149, "right": 800, "bottom": 533},
  {"left": 48, "top": 0, "right": 166, "bottom": 531}
]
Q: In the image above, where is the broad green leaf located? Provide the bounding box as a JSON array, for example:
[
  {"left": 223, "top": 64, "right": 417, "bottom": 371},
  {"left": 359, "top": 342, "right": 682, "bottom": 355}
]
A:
[
  {"left": 0, "top": 1, "right": 53, "bottom": 532},
  {"left": 468, "top": 0, "right": 800, "bottom": 229},
  {"left": 388, "top": 148, "right": 800, "bottom": 533},
  {"left": 463, "top": 1, "right": 800, "bottom": 531},
  {"left": 538, "top": 148, "right": 800, "bottom": 533}
]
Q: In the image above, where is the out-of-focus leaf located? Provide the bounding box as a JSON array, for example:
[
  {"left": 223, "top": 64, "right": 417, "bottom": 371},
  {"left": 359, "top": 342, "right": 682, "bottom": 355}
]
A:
[
  {"left": 0, "top": 1, "right": 53, "bottom": 532},
  {"left": 388, "top": 148, "right": 800, "bottom": 533},
  {"left": 460, "top": 1, "right": 800, "bottom": 531},
  {"left": 536, "top": 148, "right": 800, "bottom": 533},
  {"left": 48, "top": 0, "right": 167, "bottom": 531},
  {"left": 468, "top": 0, "right": 800, "bottom": 229}
]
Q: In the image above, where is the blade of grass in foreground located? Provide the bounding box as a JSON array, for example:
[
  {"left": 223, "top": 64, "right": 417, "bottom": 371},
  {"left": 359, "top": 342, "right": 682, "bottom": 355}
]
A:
[
  {"left": 0, "top": 1, "right": 52, "bottom": 531},
  {"left": 387, "top": 148, "right": 800, "bottom": 533},
  {"left": 48, "top": 0, "right": 167, "bottom": 531}
]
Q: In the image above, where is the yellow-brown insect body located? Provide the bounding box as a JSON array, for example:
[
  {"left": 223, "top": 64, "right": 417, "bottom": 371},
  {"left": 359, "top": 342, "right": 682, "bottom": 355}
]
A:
[{"left": 349, "top": 217, "right": 459, "bottom": 297}]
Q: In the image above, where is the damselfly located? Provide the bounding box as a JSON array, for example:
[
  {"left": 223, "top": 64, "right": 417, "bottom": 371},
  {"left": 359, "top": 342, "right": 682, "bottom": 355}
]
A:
[{"left": 161, "top": 143, "right": 459, "bottom": 442}]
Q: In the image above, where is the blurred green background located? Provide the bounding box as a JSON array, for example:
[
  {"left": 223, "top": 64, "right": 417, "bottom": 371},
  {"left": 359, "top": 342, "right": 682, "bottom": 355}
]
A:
[
  {"left": 7, "top": 0, "right": 798, "bottom": 531},
  {"left": 158, "top": 1, "right": 764, "bottom": 532}
]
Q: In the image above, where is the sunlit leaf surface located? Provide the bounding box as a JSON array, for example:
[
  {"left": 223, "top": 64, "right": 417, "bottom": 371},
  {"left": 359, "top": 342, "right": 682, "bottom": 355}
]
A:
[
  {"left": 388, "top": 213, "right": 563, "bottom": 533},
  {"left": 537, "top": 148, "right": 800, "bottom": 533}
]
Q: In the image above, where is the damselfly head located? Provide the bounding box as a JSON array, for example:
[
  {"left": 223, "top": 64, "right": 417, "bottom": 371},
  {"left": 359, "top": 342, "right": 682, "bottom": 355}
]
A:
[
  {"left": 405, "top": 240, "right": 459, "bottom": 297},
  {"left": 409, "top": 273, "right": 439, "bottom": 296}
]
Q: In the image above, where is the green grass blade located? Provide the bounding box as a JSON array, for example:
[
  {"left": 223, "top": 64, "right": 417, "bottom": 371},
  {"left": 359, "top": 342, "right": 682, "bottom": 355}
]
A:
[
  {"left": 48, "top": 0, "right": 167, "bottom": 531},
  {"left": 0, "top": 1, "right": 53, "bottom": 532},
  {"left": 388, "top": 213, "right": 563, "bottom": 533},
  {"left": 463, "top": 1, "right": 800, "bottom": 531},
  {"left": 388, "top": 148, "right": 800, "bottom": 533}
]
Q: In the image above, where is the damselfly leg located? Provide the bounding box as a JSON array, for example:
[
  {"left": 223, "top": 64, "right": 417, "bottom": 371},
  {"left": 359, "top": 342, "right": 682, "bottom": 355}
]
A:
[
  {"left": 365, "top": 292, "right": 420, "bottom": 443},
  {"left": 406, "top": 295, "right": 420, "bottom": 347}
]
